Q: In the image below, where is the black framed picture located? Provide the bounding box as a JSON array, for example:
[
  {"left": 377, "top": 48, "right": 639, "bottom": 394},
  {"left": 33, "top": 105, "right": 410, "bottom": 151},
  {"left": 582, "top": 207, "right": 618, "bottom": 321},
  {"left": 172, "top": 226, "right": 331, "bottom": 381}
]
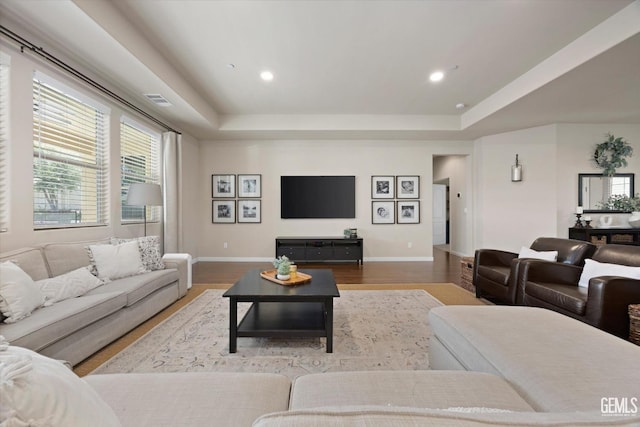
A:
[
  {"left": 371, "top": 176, "right": 394, "bottom": 199},
  {"left": 212, "top": 174, "right": 236, "bottom": 198},
  {"left": 212, "top": 200, "right": 236, "bottom": 223},
  {"left": 397, "top": 201, "right": 420, "bottom": 224},
  {"left": 372, "top": 201, "right": 395, "bottom": 224},
  {"left": 238, "top": 174, "right": 261, "bottom": 198},
  {"left": 396, "top": 176, "right": 420, "bottom": 199},
  {"left": 238, "top": 199, "right": 261, "bottom": 223}
]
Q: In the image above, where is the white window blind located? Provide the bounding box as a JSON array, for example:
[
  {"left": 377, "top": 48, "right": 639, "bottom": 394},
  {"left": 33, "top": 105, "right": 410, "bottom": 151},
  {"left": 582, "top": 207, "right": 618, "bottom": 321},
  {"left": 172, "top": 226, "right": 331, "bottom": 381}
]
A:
[
  {"left": 33, "top": 72, "right": 109, "bottom": 228},
  {"left": 120, "top": 118, "right": 160, "bottom": 222},
  {"left": 0, "top": 56, "right": 9, "bottom": 233}
]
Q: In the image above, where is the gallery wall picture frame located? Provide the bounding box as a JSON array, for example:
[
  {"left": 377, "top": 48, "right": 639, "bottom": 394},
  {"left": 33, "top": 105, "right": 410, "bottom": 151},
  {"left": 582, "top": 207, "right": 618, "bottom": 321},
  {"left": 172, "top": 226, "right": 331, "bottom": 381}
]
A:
[
  {"left": 372, "top": 201, "right": 395, "bottom": 224},
  {"left": 238, "top": 174, "right": 262, "bottom": 198},
  {"left": 396, "top": 176, "right": 420, "bottom": 199},
  {"left": 238, "top": 199, "right": 261, "bottom": 223},
  {"left": 397, "top": 200, "right": 420, "bottom": 224},
  {"left": 212, "top": 200, "right": 236, "bottom": 223},
  {"left": 212, "top": 174, "right": 236, "bottom": 198},
  {"left": 371, "top": 175, "right": 395, "bottom": 199}
]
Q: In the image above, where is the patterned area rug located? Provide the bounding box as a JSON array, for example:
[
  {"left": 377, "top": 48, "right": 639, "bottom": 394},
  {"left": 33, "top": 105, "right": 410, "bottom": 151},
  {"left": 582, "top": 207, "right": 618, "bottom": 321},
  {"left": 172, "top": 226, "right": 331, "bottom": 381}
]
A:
[{"left": 92, "top": 289, "right": 442, "bottom": 379}]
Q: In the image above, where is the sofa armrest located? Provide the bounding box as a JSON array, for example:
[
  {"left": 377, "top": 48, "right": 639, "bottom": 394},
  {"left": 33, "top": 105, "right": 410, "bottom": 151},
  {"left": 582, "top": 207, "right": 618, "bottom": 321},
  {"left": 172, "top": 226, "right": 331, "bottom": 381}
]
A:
[
  {"left": 162, "top": 253, "right": 192, "bottom": 297},
  {"left": 474, "top": 249, "right": 518, "bottom": 268},
  {"left": 585, "top": 276, "right": 640, "bottom": 338}
]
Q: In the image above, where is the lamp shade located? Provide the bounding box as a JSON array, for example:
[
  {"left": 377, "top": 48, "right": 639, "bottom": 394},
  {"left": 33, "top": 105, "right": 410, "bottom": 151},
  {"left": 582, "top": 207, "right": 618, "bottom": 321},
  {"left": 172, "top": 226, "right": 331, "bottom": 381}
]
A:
[{"left": 126, "top": 183, "right": 163, "bottom": 206}]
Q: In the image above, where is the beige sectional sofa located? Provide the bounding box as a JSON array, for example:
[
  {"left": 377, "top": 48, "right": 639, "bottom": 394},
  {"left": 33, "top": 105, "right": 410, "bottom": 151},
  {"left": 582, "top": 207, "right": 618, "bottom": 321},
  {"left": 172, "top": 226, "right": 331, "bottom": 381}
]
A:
[
  {"left": 85, "top": 306, "right": 640, "bottom": 425},
  {"left": 3, "top": 287, "right": 640, "bottom": 425},
  {"left": 0, "top": 238, "right": 190, "bottom": 366}
]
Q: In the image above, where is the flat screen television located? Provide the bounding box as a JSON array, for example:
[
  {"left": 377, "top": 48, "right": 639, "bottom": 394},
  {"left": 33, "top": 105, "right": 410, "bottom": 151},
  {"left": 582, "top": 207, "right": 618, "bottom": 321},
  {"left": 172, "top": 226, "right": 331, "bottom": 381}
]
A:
[{"left": 281, "top": 176, "right": 356, "bottom": 219}]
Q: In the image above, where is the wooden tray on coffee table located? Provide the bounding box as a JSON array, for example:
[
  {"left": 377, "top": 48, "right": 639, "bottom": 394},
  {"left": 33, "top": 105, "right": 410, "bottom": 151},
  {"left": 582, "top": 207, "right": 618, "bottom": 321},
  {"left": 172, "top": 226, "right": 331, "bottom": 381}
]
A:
[{"left": 260, "top": 269, "right": 312, "bottom": 286}]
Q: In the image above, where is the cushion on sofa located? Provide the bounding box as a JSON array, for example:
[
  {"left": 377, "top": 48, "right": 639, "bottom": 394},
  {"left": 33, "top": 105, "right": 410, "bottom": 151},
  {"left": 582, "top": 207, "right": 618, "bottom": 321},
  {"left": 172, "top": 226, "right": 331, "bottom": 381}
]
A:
[
  {"left": 42, "top": 239, "right": 110, "bottom": 277},
  {"left": 85, "top": 372, "right": 291, "bottom": 427},
  {"left": 428, "top": 306, "right": 640, "bottom": 412},
  {"left": 86, "top": 269, "right": 179, "bottom": 307},
  {"left": 0, "top": 337, "right": 121, "bottom": 426},
  {"left": 0, "top": 247, "right": 50, "bottom": 281},
  {"left": 290, "top": 371, "right": 534, "bottom": 412},
  {"left": 578, "top": 258, "right": 640, "bottom": 288},
  {"left": 0, "top": 261, "right": 45, "bottom": 323},
  {"left": 518, "top": 247, "right": 558, "bottom": 261},
  {"left": 0, "top": 291, "right": 126, "bottom": 351},
  {"left": 37, "top": 266, "right": 105, "bottom": 306},
  {"left": 88, "top": 241, "right": 148, "bottom": 280},
  {"left": 112, "top": 236, "right": 165, "bottom": 271}
]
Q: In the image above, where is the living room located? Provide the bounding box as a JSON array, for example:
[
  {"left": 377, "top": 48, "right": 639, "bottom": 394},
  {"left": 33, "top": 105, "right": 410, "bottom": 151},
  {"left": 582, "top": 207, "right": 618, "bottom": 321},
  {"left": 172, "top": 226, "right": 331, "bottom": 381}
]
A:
[
  {"left": 1, "top": 1, "right": 640, "bottom": 425},
  {"left": 0, "top": 2, "right": 638, "bottom": 260}
]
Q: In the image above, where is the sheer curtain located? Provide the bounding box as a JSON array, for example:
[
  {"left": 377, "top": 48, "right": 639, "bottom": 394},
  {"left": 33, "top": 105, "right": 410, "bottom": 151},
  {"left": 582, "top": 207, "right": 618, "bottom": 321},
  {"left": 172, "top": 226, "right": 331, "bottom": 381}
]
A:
[{"left": 162, "top": 131, "right": 183, "bottom": 253}]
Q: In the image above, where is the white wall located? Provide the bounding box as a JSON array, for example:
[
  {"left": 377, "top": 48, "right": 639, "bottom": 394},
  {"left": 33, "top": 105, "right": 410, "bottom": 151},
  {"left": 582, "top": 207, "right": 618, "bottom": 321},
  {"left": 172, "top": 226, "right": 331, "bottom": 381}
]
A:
[
  {"left": 473, "top": 123, "right": 640, "bottom": 253},
  {"left": 473, "top": 125, "right": 558, "bottom": 252},
  {"left": 197, "top": 139, "right": 473, "bottom": 261},
  {"left": 556, "top": 123, "right": 640, "bottom": 233},
  {"left": 433, "top": 155, "right": 472, "bottom": 257}
]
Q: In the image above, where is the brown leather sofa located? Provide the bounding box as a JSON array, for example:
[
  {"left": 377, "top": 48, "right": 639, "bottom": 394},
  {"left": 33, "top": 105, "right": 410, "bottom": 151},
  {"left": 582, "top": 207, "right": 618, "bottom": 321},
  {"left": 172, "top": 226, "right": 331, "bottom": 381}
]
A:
[
  {"left": 473, "top": 237, "right": 596, "bottom": 305},
  {"left": 518, "top": 244, "right": 640, "bottom": 339}
]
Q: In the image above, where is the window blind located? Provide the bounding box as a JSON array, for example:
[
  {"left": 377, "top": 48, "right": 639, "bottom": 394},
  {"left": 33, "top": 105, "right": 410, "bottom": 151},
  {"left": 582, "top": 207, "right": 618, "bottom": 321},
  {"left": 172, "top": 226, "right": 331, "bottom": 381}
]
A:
[
  {"left": 33, "top": 72, "right": 109, "bottom": 228},
  {"left": 0, "top": 57, "right": 9, "bottom": 232},
  {"left": 120, "top": 118, "right": 160, "bottom": 222}
]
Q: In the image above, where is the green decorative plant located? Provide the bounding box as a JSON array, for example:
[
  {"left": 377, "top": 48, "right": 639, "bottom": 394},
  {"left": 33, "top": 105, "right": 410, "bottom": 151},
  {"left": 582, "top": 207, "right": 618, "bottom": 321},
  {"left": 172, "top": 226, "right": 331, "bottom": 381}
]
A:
[
  {"left": 598, "top": 194, "right": 640, "bottom": 212},
  {"left": 273, "top": 255, "right": 291, "bottom": 275},
  {"left": 593, "top": 133, "right": 633, "bottom": 176}
]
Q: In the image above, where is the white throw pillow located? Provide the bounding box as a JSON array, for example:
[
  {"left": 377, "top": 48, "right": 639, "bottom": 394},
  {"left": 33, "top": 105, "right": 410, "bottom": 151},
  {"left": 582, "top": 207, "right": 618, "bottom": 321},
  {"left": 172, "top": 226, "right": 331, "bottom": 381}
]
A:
[
  {"left": 87, "top": 240, "right": 147, "bottom": 280},
  {"left": 36, "top": 267, "right": 105, "bottom": 306},
  {"left": 518, "top": 247, "right": 558, "bottom": 261},
  {"left": 0, "top": 262, "right": 45, "bottom": 323},
  {"left": 0, "top": 336, "right": 122, "bottom": 426},
  {"left": 111, "top": 236, "right": 165, "bottom": 271},
  {"left": 578, "top": 258, "right": 640, "bottom": 288}
]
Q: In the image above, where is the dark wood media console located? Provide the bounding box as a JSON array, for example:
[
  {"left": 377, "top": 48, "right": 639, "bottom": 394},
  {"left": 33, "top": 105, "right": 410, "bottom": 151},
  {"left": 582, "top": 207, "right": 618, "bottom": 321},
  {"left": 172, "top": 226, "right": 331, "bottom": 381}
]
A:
[
  {"left": 276, "top": 236, "right": 363, "bottom": 264},
  {"left": 569, "top": 227, "right": 640, "bottom": 246}
]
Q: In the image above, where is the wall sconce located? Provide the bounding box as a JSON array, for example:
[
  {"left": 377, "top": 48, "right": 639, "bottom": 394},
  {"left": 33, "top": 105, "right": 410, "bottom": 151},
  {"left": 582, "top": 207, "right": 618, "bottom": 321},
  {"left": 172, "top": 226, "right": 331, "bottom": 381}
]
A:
[{"left": 511, "top": 154, "right": 523, "bottom": 182}]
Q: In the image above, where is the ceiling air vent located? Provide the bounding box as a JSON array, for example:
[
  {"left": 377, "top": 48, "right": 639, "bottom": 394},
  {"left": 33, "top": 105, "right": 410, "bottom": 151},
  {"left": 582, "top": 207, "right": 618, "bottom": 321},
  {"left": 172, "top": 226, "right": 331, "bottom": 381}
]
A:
[{"left": 143, "top": 93, "right": 172, "bottom": 107}]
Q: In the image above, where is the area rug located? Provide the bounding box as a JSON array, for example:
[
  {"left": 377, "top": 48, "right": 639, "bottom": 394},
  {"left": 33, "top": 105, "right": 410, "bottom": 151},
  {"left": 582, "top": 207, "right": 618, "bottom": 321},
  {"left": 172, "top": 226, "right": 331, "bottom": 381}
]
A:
[{"left": 92, "top": 289, "right": 442, "bottom": 379}]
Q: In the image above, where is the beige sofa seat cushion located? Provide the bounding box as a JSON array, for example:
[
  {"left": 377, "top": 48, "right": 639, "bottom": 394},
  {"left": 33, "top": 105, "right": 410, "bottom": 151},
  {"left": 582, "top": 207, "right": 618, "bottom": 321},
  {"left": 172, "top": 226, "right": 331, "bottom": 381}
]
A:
[
  {"left": 429, "top": 306, "right": 640, "bottom": 412},
  {"left": 0, "top": 291, "right": 126, "bottom": 351},
  {"left": 43, "top": 239, "right": 110, "bottom": 277},
  {"left": 85, "top": 269, "right": 178, "bottom": 307},
  {"left": 290, "top": 371, "right": 534, "bottom": 412},
  {"left": 255, "top": 408, "right": 640, "bottom": 427},
  {"left": 0, "top": 247, "right": 49, "bottom": 281},
  {"left": 85, "top": 372, "right": 291, "bottom": 427}
]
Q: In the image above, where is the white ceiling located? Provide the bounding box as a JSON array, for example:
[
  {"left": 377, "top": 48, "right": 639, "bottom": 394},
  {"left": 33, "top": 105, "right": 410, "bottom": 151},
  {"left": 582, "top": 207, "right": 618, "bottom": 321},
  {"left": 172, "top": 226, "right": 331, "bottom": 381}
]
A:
[{"left": 1, "top": 0, "right": 639, "bottom": 140}]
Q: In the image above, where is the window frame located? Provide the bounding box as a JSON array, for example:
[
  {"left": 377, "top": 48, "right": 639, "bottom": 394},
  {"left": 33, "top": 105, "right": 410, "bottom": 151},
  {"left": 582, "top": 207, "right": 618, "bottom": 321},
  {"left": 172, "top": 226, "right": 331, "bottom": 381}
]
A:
[{"left": 32, "top": 71, "right": 110, "bottom": 229}]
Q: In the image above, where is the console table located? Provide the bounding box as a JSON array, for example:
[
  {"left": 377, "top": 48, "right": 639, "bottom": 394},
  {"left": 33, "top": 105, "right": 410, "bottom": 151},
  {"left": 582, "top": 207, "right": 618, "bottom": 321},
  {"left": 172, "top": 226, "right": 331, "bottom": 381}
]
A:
[
  {"left": 568, "top": 227, "right": 640, "bottom": 246},
  {"left": 275, "top": 236, "right": 363, "bottom": 264}
]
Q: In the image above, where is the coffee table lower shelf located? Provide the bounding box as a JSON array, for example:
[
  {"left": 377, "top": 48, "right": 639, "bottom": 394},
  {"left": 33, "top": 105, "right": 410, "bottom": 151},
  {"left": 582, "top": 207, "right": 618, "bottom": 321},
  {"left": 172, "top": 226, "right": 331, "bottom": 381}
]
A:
[
  {"left": 231, "top": 301, "right": 333, "bottom": 353},
  {"left": 238, "top": 302, "right": 327, "bottom": 337}
]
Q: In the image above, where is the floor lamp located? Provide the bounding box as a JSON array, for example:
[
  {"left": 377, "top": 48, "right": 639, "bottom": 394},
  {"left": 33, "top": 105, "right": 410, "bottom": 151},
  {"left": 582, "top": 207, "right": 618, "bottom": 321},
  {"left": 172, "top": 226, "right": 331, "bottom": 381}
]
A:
[{"left": 126, "top": 183, "right": 163, "bottom": 236}]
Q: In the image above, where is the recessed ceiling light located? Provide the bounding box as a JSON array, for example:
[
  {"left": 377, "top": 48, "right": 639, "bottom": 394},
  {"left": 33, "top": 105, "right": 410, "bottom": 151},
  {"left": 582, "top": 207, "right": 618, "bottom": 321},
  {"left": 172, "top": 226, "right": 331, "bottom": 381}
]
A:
[
  {"left": 226, "top": 63, "right": 236, "bottom": 70},
  {"left": 456, "top": 103, "right": 466, "bottom": 109},
  {"left": 260, "top": 70, "right": 274, "bottom": 81},
  {"left": 429, "top": 71, "right": 444, "bottom": 82}
]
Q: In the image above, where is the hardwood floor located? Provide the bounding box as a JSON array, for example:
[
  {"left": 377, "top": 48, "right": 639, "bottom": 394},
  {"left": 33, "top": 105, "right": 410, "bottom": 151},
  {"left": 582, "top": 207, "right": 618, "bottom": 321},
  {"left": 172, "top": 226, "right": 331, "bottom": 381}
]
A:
[{"left": 193, "top": 247, "right": 463, "bottom": 285}]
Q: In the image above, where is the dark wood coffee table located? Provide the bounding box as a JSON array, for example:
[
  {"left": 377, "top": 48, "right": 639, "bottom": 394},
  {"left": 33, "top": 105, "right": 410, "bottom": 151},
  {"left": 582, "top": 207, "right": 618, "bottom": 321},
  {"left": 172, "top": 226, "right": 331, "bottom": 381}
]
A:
[{"left": 223, "top": 269, "right": 340, "bottom": 353}]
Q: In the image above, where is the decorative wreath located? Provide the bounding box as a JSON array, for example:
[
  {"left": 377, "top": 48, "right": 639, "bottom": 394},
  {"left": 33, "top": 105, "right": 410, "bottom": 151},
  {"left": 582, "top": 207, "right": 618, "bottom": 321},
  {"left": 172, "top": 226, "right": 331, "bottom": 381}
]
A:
[{"left": 593, "top": 133, "right": 633, "bottom": 176}]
